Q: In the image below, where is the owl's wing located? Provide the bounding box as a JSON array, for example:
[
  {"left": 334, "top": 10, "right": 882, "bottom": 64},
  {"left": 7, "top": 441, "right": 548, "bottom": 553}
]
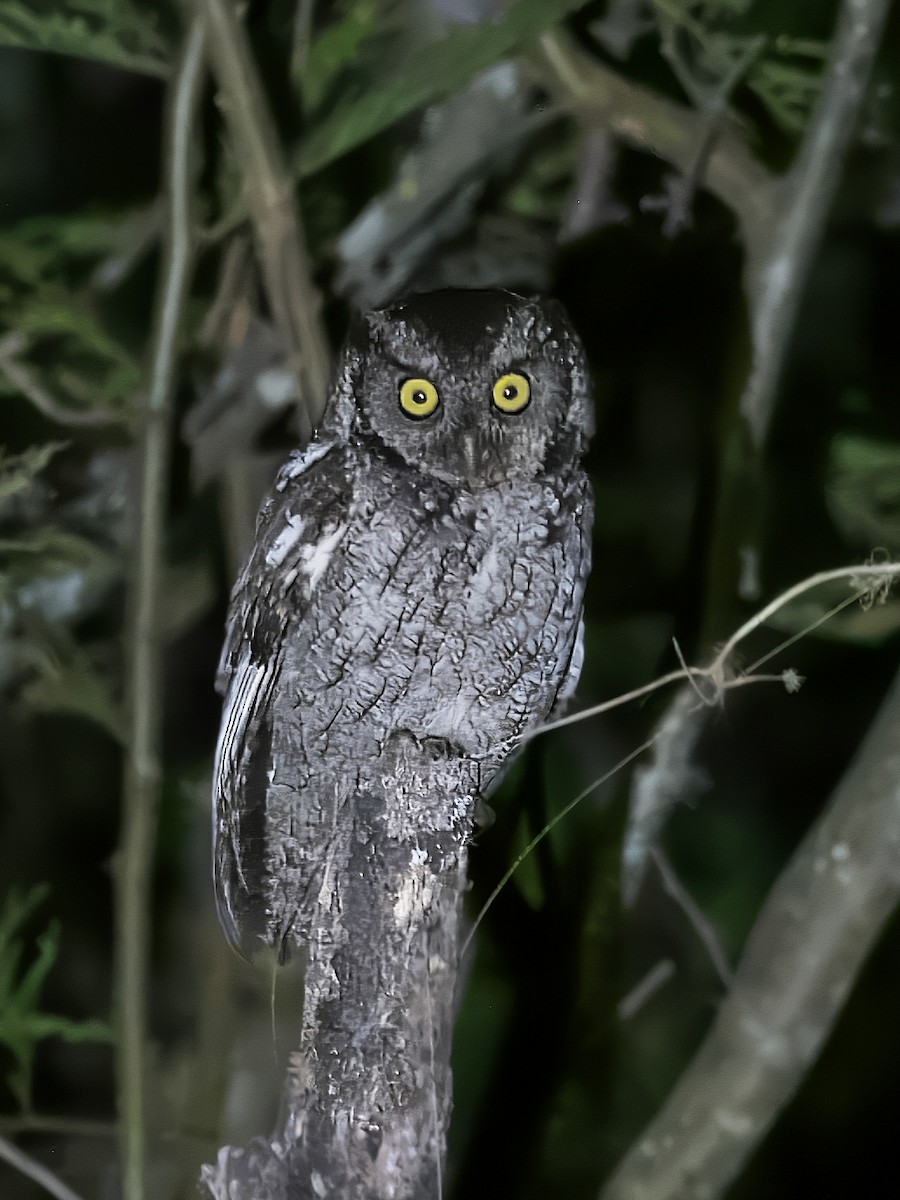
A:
[
  {"left": 546, "top": 473, "right": 594, "bottom": 717},
  {"left": 212, "top": 435, "right": 348, "bottom": 956}
]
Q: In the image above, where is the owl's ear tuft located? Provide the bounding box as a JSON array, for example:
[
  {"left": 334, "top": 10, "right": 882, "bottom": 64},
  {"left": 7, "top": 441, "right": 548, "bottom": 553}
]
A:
[{"left": 321, "top": 317, "right": 369, "bottom": 439}]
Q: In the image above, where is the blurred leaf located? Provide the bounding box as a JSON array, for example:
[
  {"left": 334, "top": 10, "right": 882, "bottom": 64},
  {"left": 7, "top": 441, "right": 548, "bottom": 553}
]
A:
[
  {"left": 0, "top": 0, "right": 170, "bottom": 77},
  {"left": 299, "top": 0, "right": 384, "bottom": 111},
  {"left": 4, "top": 291, "right": 140, "bottom": 416},
  {"left": 647, "top": 1, "right": 825, "bottom": 134},
  {"left": 20, "top": 630, "right": 125, "bottom": 742},
  {"left": 297, "top": 0, "right": 591, "bottom": 175},
  {"left": 747, "top": 52, "right": 824, "bottom": 133},
  {"left": 0, "top": 210, "right": 150, "bottom": 300},
  {"left": 336, "top": 61, "right": 552, "bottom": 306},
  {"left": 0, "top": 885, "right": 113, "bottom": 1110},
  {"left": 1, "top": 527, "right": 120, "bottom": 615},
  {"left": 0, "top": 444, "right": 67, "bottom": 508},
  {"left": 1, "top": 527, "right": 121, "bottom": 692},
  {"left": 508, "top": 806, "right": 547, "bottom": 910},
  {"left": 827, "top": 434, "right": 900, "bottom": 551}
]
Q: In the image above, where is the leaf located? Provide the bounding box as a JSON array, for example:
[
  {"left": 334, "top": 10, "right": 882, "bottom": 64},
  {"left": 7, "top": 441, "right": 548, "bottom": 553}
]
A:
[
  {"left": 0, "top": 0, "right": 170, "bottom": 78},
  {"left": 0, "top": 886, "right": 113, "bottom": 1110},
  {"left": 297, "top": 0, "right": 591, "bottom": 176},
  {"left": 0, "top": 444, "right": 67, "bottom": 507},
  {"left": 0, "top": 529, "right": 122, "bottom": 702},
  {"left": 0, "top": 209, "right": 157, "bottom": 300},
  {"left": 20, "top": 636, "right": 125, "bottom": 742},
  {"left": 6, "top": 291, "right": 140, "bottom": 416},
  {"left": 299, "top": 0, "right": 383, "bottom": 112},
  {"left": 827, "top": 434, "right": 900, "bottom": 551},
  {"left": 1, "top": 527, "right": 120, "bottom": 619}
]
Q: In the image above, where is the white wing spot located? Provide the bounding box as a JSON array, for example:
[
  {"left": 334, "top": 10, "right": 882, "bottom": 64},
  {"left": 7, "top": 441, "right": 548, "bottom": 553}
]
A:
[
  {"left": 301, "top": 522, "right": 348, "bottom": 592},
  {"left": 266, "top": 513, "right": 305, "bottom": 567}
]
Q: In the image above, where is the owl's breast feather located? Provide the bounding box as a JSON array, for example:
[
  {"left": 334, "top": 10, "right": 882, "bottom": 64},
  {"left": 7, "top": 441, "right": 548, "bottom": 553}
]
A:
[{"left": 282, "top": 473, "right": 589, "bottom": 770}]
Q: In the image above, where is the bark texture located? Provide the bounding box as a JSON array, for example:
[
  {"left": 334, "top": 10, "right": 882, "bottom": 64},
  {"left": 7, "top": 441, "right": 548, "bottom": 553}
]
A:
[{"left": 202, "top": 743, "right": 479, "bottom": 1200}]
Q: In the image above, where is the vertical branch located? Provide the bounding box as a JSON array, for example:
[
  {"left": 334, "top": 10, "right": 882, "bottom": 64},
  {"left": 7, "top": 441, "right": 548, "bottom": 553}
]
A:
[
  {"left": 115, "top": 21, "right": 205, "bottom": 1200},
  {"left": 740, "top": 0, "right": 892, "bottom": 447},
  {"left": 704, "top": 0, "right": 889, "bottom": 630},
  {"left": 201, "top": 749, "right": 479, "bottom": 1200},
  {"left": 194, "top": 0, "right": 332, "bottom": 438},
  {"left": 601, "top": 666, "right": 900, "bottom": 1200}
]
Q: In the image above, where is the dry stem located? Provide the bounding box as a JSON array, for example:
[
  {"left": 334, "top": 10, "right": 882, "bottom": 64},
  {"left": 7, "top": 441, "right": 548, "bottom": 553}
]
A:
[
  {"left": 0, "top": 1132, "right": 86, "bottom": 1200},
  {"left": 740, "top": 0, "right": 893, "bottom": 447},
  {"left": 194, "top": 0, "right": 331, "bottom": 438},
  {"left": 115, "top": 20, "right": 205, "bottom": 1200},
  {"left": 537, "top": 562, "right": 900, "bottom": 737}
]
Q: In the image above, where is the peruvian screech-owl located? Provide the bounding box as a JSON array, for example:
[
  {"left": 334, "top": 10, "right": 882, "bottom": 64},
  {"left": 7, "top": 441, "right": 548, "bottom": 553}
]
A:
[{"left": 213, "top": 290, "right": 594, "bottom": 957}]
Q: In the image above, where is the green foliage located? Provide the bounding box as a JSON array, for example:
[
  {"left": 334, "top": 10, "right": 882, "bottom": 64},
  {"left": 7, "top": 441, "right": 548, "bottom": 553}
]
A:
[
  {"left": 0, "top": 885, "right": 113, "bottom": 1111},
  {"left": 299, "top": 0, "right": 383, "bottom": 112},
  {"left": 651, "top": 0, "right": 827, "bottom": 133},
  {"left": 0, "top": 444, "right": 67, "bottom": 507},
  {"left": 746, "top": 35, "right": 828, "bottom": 133},
  {"left": 0, "top": 214, "right": 142, "bottom": 419},
  {"left": 0, "top": 0, "right": 171, "bottom": 77},
  {"left": 297, "top": 0, "right": 592, "bottom": 175},
  {"left": 828, "top": 434, "right": 900, "bottom": 551},
  {"left": 12, "top": 290, "right": 140, "bottom": 416},
  {"left": 0, "top": 443, "right": 122, "bottom": 731}
]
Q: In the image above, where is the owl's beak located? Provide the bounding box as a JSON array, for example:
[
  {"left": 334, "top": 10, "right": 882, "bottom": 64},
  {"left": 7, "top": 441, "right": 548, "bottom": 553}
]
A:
[{"left": 462, "top": 431, "right": 479, "bottom": 478}]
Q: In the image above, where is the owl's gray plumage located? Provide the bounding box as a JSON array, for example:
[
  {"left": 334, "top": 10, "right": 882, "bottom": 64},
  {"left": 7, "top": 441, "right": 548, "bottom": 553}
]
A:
[{"left": 213, "top": 290, "right": 593, "bottom": 956}]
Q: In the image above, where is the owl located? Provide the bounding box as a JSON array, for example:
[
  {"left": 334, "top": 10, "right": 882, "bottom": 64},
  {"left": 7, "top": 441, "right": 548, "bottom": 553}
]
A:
[{"left": 213, "top": 289, "right": 594, "bottom": 958}]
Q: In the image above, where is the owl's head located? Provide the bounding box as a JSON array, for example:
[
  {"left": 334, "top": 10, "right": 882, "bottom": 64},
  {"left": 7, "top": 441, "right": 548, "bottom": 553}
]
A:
[{"left": 324, "top": 290, "right": 593, "bottom": 487}]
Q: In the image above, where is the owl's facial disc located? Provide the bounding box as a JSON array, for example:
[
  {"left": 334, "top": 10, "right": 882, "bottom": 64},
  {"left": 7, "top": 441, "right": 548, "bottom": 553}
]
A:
[{"left": 347, "top": 289, "right": 586, "bottom": 488}]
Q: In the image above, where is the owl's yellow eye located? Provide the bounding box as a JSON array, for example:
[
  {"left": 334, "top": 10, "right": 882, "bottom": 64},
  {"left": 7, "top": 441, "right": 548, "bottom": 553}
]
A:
[
  {"left": 399, "top": 377, "right": 440, "bottom": 419},
  {"left": 492, "top": 372, "right": 531, "bottom": 414}
]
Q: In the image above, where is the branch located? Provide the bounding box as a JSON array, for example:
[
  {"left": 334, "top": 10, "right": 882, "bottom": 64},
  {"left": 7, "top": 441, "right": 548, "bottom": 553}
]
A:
[
  {"left": 115, "top": 20, "right": 205, "bottom": 1200},
  {"left": 538, "top": 561, "right": 900, "bottom": 739},
  {"left": 194, "top": 0, "right": 332, "bottom": 439},
  {"left": 600, "top": 661, "right": 900, "bottom": 1200},
  {"left": 539, "top": 0, "right": 890, "bottom": 453},
  {"left": 536, "top": 27, "right": 776, "bottom": 254},
  {"left": 458, "top": 562, "right": 899, "bottom": 933},
  {"left": 0, "top": 1133, "right": 86, "bottom": 1200},
  {"left": 201, "top": 746, "right": 480, "bottom": 1199},
  {"left": 739, "top": 0, "right": 892, "bottom": 447}
]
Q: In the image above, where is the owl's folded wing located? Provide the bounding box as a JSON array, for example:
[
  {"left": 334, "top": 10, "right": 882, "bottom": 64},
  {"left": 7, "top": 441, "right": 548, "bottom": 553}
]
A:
[{"left": 212, "top": 435, "right": 347, "bottom": 956}]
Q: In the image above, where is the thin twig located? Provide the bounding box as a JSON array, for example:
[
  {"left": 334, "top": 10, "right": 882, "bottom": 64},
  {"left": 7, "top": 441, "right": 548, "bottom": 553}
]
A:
[
  {"left": 534, "top": 562, "right": 900, "bottom": 737},
  {"left": 115, "top": 21, "right": 206, "bottom": 1200},
  {"left": 0, "top": 1134, "right": 86, "bottom": 1200},
  {"left": 0, "top": 332, "right": 127, "bottom": 428},
  {"left": 740, "top": 0, "right": 893, "bottom": 447},
  {"left": 652, "top": 847, "right": 733, "bottom": 988},
  {"left": 195, "top": 0, "right": 332, "bottom": 439},
  {"left": 481, "top": 562, "right": 899, "bottom": 919},
  {"left": 601, "top": 663, "right": 900, "bottom": 1200},
  {"left": 462, "top": 735, "right": 658, "bottom": 957},
  {"left": 617, "top": 959, "right": 677, "bottom": 1021}
]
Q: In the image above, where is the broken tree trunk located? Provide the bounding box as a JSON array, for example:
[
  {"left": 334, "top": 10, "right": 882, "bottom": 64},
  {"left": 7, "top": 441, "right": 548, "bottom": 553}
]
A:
[{"left": 201, "top": 737, "right": 479, "bottom": 1200}]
